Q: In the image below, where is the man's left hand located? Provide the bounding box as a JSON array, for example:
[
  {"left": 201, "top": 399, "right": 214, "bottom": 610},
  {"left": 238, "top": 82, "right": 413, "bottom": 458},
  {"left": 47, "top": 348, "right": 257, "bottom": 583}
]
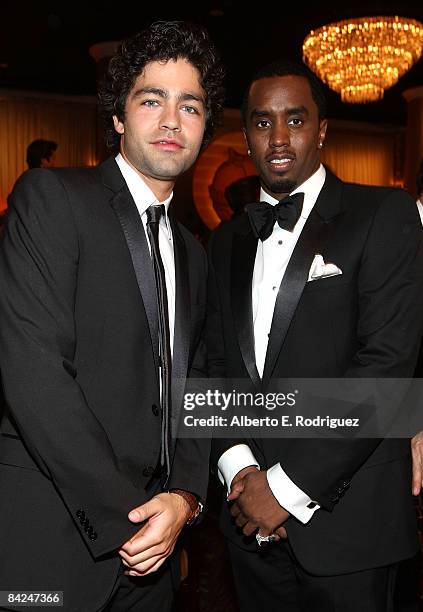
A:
[
  {"left": 228, "top": 470, "right": 290, "bottom": 536},
  {"left": 119, "top": 492, "right": 191, "bottom": 576}
]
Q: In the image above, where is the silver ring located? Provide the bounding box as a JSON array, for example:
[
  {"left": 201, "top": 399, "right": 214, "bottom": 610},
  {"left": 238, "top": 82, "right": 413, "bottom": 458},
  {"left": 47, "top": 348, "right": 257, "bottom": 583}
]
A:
[{"left": 255, "top": 532, "right": 277, "bottom": 546}]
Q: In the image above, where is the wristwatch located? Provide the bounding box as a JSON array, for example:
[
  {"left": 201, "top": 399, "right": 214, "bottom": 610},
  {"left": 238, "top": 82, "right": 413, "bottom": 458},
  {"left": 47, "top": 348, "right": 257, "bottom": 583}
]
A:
[{"left": 170, "top": 489, "right": 203, "bottom": 526}]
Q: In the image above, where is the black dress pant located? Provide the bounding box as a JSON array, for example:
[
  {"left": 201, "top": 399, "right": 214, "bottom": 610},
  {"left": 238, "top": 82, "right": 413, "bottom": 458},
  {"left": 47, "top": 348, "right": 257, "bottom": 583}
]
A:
[
  {"left": 228, "top": 539, "right": 399, "bottom": 612},
  {"left": 103, "top": 558, "right": 176, "bottom": 612}
]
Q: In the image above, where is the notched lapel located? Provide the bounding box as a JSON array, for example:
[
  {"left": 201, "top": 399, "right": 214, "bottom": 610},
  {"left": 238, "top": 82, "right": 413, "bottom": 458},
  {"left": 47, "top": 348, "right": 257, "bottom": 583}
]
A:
[
  {"left": 231, "top": 225, "right": 261, "bottom": 388},
  {"left": 108, "top": 183, "right": 160, "bottom": 375},
  {"left": 169, "top": 214, "right": 191, "bottom": 428}
]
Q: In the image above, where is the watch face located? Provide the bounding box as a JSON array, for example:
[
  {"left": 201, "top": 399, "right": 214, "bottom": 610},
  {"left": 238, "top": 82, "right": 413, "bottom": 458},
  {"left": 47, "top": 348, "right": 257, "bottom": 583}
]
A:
[{"left": 187, "top": 502, "right": 202, "bottom": 526}]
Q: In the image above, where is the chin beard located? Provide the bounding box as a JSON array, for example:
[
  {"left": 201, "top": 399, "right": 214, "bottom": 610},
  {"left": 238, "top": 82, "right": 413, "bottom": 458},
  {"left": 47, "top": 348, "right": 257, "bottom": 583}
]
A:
[{"left": 266, "top": 178, "right": 297, "bottom": 195}]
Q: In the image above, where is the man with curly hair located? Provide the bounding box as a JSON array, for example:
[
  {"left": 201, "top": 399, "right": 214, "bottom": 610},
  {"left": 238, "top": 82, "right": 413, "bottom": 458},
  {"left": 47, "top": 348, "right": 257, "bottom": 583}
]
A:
[{"left": 0, "top": 20, "right": 224, "bottom": 611}]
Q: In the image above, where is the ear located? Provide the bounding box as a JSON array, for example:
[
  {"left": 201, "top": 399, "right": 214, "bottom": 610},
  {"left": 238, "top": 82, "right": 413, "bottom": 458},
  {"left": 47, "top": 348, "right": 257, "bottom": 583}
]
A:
[
  {"left": 113, "top": 115, "right": 125, "bottom": 135},
  {"left": 318, "top": 119, "right": 328, "bottom": 148},
  {"left": 242, "top": 128, "right": 251, "bottom": 156}
]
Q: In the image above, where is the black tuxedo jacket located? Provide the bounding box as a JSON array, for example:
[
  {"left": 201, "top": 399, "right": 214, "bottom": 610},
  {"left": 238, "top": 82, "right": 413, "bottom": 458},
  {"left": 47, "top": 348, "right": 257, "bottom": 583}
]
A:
[
  {"left": 0, "top": 157, "right": 208, "bottom": 611},
  {"left": 208, "top": 170, "right": 423, "bottom": 575}
]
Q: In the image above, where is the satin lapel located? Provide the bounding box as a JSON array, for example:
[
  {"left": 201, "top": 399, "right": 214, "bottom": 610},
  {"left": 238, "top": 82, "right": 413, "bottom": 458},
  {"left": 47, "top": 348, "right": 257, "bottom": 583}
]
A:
[
  {"left": 231, "top": 222, "right": 261, "bottom": 388},
  {"left": 103, "top": 161, "right": 160, "bottom": 374},
  {"left": 262, "top": 171, "right": 344, "bottom": 387},
  {"left": 168, "top": 213, "right": 190, "bottom": 432}
]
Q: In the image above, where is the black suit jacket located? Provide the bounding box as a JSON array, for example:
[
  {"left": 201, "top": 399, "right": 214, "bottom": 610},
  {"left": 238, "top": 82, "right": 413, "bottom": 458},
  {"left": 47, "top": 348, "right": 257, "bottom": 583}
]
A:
[
  {"left": 208, "top": 170, "right": 423, "bottom": 575},
  {"left": 0, "top": 157, "right": 208, "bottom": 611}
]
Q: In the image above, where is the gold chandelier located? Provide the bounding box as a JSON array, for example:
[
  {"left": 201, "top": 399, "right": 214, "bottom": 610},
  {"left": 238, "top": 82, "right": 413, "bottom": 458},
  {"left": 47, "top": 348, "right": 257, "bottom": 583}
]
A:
[{"left": 303, "top": 16, "right": 423, "bottom": 103}]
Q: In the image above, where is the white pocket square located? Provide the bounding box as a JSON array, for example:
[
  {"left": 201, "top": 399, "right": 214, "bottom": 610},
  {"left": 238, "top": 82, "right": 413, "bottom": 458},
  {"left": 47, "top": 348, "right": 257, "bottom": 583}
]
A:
[{"left": 307, "top": 254, "right": 342, "bottom": 282}]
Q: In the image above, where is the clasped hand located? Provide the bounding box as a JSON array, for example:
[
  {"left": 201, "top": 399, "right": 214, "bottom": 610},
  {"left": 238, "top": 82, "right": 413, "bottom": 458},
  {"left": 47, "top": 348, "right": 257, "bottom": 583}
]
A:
[{"left": 229, "top": 467, "right": 289, "bottom": 539}]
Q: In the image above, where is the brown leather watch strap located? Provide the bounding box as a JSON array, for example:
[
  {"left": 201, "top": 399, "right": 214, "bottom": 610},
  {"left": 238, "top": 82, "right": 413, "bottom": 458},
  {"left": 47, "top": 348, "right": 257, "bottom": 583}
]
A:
[{"left": 170, "top": 489, "right": 201, "bottom": 525}]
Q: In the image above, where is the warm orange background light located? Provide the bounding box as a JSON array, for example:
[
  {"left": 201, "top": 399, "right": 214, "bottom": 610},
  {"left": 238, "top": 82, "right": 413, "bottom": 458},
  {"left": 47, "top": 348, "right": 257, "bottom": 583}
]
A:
[{"left": 192, "top": 131, "right": 258, "bottom": 229}]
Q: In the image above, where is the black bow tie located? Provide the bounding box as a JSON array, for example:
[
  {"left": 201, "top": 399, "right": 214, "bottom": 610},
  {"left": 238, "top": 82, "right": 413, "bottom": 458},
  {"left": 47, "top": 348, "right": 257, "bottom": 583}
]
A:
[{"left": 246, "top": 192, "right": 304, "bottom": 241}]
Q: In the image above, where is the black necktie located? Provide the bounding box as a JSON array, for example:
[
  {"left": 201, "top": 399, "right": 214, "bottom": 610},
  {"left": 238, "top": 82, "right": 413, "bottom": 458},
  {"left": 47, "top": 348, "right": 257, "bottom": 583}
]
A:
[
  {"left": 146, "top": 204, "right": 171, "bottom": 477},
  {"left": 246, "top": 192, "right": 304, "bottom": 241}
]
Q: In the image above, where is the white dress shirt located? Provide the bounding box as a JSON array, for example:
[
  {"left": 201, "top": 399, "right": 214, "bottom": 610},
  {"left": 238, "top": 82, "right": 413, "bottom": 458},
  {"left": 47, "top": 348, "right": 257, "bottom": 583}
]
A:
[
  {"left": 417, "top": 199, "right": 423, "bottom": 226},
  {"left": 218, "top": 165, "right": 327, "bottom": 524},
  {"left": 115, "top": 153, "right": 176, "bottom": 354}
]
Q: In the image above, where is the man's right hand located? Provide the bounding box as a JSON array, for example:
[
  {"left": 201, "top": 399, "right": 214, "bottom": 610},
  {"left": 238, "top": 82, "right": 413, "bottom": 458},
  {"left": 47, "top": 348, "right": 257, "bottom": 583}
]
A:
[
  {"left": 229, "top": 466, "right": 287, "bottom": 540},
  {"left": 411, "top": 431, "right": 423, "bottom": 495},
  {"left": 119, "top": 492, "right": 191, "bottom": 576},
  {"left": 229, "top": 465, "right": 259, "bottom": 497}
]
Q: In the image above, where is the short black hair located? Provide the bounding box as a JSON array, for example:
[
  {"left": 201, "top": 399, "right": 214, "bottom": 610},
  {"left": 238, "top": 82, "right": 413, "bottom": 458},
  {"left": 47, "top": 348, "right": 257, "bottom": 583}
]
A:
[
  {"left": 241, "top": 60, "right": 327, "bottom": 124},
  {"left": 225, "top": 175, "right": 260, "bottom": 215},
  {"left": 99, "top": 20, "right": 225, "bottom": 150},
  {"left": 417, "top": 158, "right": 423, "bottom": 196},
  {"left": 26, "top": 139, "right": 58, "bottom": 169}
]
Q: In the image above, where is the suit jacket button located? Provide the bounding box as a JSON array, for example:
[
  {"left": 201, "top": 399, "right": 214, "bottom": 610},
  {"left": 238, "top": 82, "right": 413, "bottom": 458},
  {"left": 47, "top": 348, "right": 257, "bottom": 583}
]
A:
[
  {"left": 143, "top": 466, "right": 154, "bottom": 477},
  {"left": 152, "top": 404, "right": 160, "bottom": 416},
  {"left": 76, "top": 509, "right": 84, "bottom": 519},
  {"left": 89, "top": 532, "right": 98, "bottom": 541}
]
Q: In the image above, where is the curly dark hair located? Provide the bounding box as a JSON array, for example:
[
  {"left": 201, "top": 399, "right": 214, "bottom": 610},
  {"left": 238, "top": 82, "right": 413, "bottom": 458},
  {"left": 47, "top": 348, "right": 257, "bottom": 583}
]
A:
[
  {"left": 241, "top": 60, "right": 327, "bottom": 124},
  {"left": 99, "top": 20, "right": 225, "bottom": 150}
]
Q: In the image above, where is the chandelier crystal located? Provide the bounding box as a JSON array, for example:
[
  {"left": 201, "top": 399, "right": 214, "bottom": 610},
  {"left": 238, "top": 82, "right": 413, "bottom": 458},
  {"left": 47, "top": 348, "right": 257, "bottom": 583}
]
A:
[{"left": 303, "top": 16, "right": 423, "bottom": 103}]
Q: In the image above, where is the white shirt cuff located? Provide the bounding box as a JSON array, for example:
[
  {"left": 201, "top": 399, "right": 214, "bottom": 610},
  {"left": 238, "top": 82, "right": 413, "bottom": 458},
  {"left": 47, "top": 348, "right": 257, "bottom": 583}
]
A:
[
  {"left": 217, "top": 444, "right": 260, "bottom": 493},
  {"left": 267, "top": 463, "right": 320, "bottom": 524}
]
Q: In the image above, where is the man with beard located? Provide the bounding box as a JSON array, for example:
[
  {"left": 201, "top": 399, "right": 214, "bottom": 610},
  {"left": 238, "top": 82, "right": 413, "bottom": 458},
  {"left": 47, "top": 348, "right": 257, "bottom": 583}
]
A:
[
  {"left": 207, "top": 60, "right": 423, "bottom": 611},
  {"left": 0, "top": 20, "right": 224, "bottom": 611}
]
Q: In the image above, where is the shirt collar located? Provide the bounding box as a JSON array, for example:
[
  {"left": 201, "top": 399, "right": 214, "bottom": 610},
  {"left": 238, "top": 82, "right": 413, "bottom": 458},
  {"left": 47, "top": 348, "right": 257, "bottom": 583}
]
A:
[
  {"left": 115, "top": 153, "right": 173, "bottom": 227},
  {"left": 259, "top": 164, "right": 326, "bottom": 220}
]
